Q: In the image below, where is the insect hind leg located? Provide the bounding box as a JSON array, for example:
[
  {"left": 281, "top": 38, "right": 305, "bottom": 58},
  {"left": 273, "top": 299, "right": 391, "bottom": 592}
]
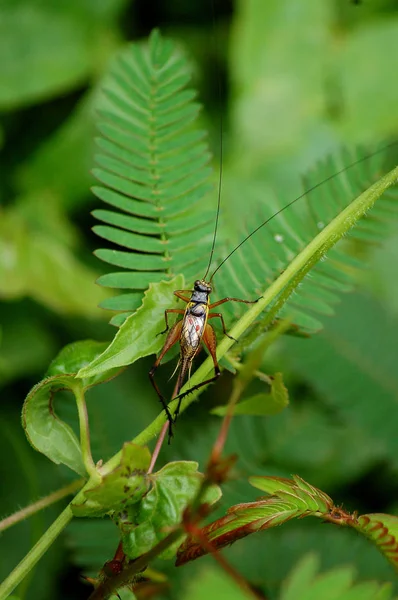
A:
[
  {"left": 149, "top": 363, "right": 175, "bottom": 426},
  {"left": 149, "top": 320, "right": 183, "bottom": 432},
  {"left": 156, "top": 308, "right": 184, "bottom": 336},
  {"left": 173, "top": 323, "right": 220, "bottom": 419},
  {"left": 173, "top": 368, "right": 221, "bottom": 419}
]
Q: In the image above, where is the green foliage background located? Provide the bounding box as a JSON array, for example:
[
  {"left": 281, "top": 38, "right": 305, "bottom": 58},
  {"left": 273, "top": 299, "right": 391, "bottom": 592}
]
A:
[{"left": 1, "top": 0, "right": 398, "bottom": 598}]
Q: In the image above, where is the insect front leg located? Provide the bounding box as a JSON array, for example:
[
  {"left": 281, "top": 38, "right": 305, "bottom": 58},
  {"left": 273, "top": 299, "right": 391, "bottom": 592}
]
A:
[
  {"left": 173, "top": 323, "right": 221, "bottom": 417},
  {"left": 149, "top": 320, "right": 183, "bottom": 429},
  {"left": 157, "top": 308, "right": 185, "bottom": 336},
  {"left": 174, "top": 290, "right": 192, "bottom": 303}
]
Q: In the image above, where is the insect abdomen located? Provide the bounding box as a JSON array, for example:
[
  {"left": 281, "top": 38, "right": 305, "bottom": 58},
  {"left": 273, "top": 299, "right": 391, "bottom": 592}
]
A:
[{"left": 181, "top": 302, "right": 207, "bottom": 356}]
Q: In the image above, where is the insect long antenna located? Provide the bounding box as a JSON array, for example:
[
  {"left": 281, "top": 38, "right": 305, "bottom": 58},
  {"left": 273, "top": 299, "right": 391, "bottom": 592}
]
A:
[
  {"left": 202, "top": 116, "right": 223, "bottom": 281},
  {"left": 202, "top": 0, "right": 223, "bottom": 282},
  {"left": 209, "top": 141, "right": 397, "bottom": 281}
]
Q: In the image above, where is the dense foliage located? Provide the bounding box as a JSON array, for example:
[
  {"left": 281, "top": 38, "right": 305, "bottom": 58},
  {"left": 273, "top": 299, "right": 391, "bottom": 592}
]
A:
[{"left": 1, "top": 1, "right": 398, "bottom": 599}]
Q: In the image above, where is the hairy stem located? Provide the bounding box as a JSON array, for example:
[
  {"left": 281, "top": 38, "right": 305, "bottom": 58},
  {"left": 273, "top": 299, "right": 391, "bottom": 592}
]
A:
[
  {"left": 0, "top": 480, "right": 83, "bottom": 534},
  {"left": 0, "top": 505, "right": 74, "bottom": 599}
]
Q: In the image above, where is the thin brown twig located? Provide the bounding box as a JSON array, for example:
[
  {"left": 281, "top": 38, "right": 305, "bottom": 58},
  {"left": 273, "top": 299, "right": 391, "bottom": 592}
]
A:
[
  {"left": 210, "top": 384, "right": 241, "bottom": 464},
  {"left": 88, "top": 529, "right": 182, "bottom": 600},
  {"left": 147, "top": 421, "right": 169, "bottom": 474}
]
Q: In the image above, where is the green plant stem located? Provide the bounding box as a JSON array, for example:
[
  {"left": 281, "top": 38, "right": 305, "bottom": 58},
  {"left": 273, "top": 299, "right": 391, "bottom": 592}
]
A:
[
  {"left": 73, "top": 384, "right": 98, "bottom": 479},
  {"left": 0, "top": 480, "right": 83, "bottom": 534},
  {"left": 0, "top": 505, "right": 74, "bottom": 600}
]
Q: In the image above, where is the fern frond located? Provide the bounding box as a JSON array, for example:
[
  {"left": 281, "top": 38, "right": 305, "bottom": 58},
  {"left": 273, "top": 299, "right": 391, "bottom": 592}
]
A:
[
  {"left": 93, "top": 28, "right": 398, "bottom": 334},
  {"left": 214, "top": 145, "right": 398, "bottom": 333},
  {"left": 93, "top": 30, "right": 214, "bottom": 324}
]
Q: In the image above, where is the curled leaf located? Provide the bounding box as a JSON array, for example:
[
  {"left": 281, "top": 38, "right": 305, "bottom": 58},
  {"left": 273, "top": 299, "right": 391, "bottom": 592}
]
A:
[
  {"left": 22, "top": 340, "right": 121, "bottom": 474},
  {"left": 22, "top": 374, "right": 85, "bottom": 476}
]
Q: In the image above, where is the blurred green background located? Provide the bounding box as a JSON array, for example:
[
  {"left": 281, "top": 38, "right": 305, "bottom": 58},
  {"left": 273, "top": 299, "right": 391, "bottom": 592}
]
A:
[{"left": 1, "top": 0, "right": 398, "bottom": 598}]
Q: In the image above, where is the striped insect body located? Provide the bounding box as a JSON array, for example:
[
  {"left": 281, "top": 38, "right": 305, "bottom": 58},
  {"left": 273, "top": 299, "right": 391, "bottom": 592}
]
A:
[{"left": 149, "top": 276, "right": 259, "bottom": 434}]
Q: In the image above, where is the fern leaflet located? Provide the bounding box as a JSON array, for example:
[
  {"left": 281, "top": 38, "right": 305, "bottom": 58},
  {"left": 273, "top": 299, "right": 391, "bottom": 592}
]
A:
[{"left": 93, "top": 30, "right": 214, "bottom": 325}]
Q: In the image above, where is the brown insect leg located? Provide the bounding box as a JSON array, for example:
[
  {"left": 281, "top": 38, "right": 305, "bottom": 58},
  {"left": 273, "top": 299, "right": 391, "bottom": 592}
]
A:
[
  {"left": 173, "top": 323, "right": 221, "bottom": 418},
  {"left": 155, "top": 291, "right": 189, "bottom": 336},
  {"left": 209, "top": 296, "right": 260, "bottom": 309},
  {"left": 208, "top": 312, "right": 236, "bottom": 341},
  {"left": 174, "top": 290, "right": 192, "bottom": 303},
  {"left": 149, "top": 320, "right": 183, "bottom": 428},
  {"left": 157, "top": 308, "right": 185, "bottom": 336}
]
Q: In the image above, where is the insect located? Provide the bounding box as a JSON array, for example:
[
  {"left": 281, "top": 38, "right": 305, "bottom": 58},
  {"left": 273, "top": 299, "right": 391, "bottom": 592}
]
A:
[{"left": 149, "top": 280, "right": 259, "bottom": 426}]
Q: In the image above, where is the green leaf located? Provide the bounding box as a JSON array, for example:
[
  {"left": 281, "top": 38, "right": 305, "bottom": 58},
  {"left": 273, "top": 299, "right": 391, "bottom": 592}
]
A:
[
  {"left": 0, "top": 4, "right": 89, "bottom": 108},
  {"left": 339, "top": 21, "right": 398, "bottom": 138},
  {"left": 118, "top": 461, "right": 221, "bottom": 560},
  {"left": 283, "top": 292, "right": 398, "bottom": 469},
  {"left": 281, "top": 553, "right": 320, "bottom": 600},
  {"left": 229, "top": 1, "right": 332, "bottom": 165},
  {"left": 182, "top": 567, "right": 249, "bottom": 600},
  {"left": 249, "top": 475, "right": 332, "bottom": 513},
  {"left": 92, "top": 29, "right": 214, "bottom": 318},
  {"left": 76, "top": 276, "right": 183, "bottom": 378},
  {"left": 72, "top": 443, "right": 151, "bottom": 517},
  {"left": 17, "top": 91, "right": 97, "bottom": 210},
  {"left": 22, "top": 340, "right": 121, "bottom": 474},
  {"left": 0, "top": 203, "right": 109, "bottom": 317},
  {"left": 46, "top": 339, "right": 122, "bottom": 388},
  {"left": 0, "top": 0, "right": 123, "bottom": 109},
  {"left": 281, "top": 553, "right": 395, "bottom": 600},
  {"left": 212, "top": 373, "right": 289, "bottom": 416},
  {"left": 270, "top": 372, "right": 290, "bottom": 410}
]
